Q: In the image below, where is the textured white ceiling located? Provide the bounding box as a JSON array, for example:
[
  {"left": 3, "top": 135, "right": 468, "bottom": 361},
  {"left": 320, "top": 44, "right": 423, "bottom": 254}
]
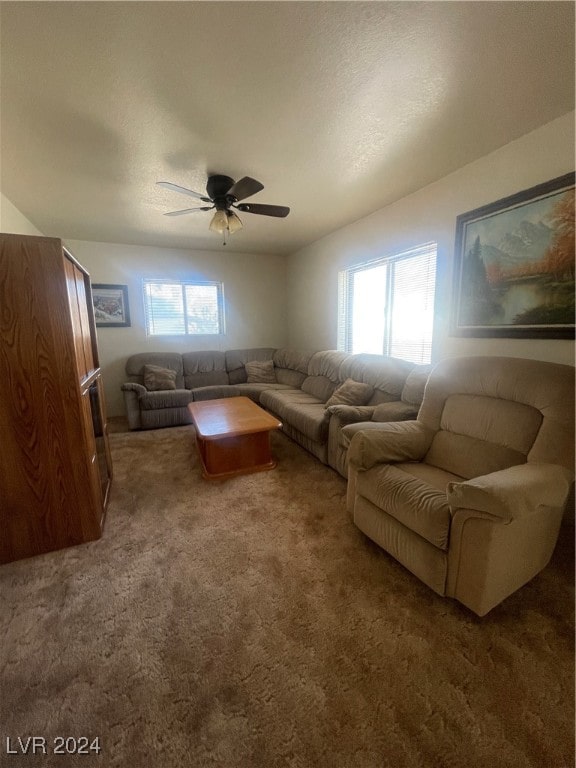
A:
[{"left": 1, "top": 1, "right": 574, "bottom": 255}]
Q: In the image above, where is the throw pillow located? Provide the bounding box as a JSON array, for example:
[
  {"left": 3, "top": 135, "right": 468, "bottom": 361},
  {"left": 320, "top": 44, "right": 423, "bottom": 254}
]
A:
[
  {"left": 325, "top": 378, "right": 374, "bottom": 407},
  {"left": 245, "top": 359, "right": 277, "bottom": 384},
  {"left": 143, "top": 364, "right": 177, "bottom": 391}
]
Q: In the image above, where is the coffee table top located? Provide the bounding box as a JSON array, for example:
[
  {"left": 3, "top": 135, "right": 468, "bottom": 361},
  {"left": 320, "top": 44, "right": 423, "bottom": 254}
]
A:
[{"left": 187, "top": 397, "right": 282, "bottom": 439}]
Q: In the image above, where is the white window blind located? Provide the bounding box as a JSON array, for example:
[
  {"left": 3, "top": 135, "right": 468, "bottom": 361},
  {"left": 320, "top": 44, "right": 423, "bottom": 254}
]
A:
[
  {"left": 143, "top": 280, "right": 224, "bottom": 336},
  {"left": 337, "top": 243, "right": 437, "bottom": 364}
]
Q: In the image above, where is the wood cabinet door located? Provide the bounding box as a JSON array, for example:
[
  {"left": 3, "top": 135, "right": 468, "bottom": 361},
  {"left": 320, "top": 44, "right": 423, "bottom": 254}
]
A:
[
  {"left": 81, "top": 376, "right": 112, "bottom": 514},
  {"left": 79, "top": 386, "right": 104, "bottom": 509},
  {"left": 63, "top": 255, "right": 96, "bottom": 380},
  {"left": 74, "top": 265, "right": 96, "bottom": 376},
  {"left": 64, "top": 257, "right": 89, "bottom": 379}
]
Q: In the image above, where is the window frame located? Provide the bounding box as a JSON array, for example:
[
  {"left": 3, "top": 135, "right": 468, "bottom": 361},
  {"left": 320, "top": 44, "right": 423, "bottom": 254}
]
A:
[
  {"left": 143, "top": 278, "right": 225, "bottom": 337},
  {"left": 337, "top": 242, "right": 437, "bottom": 363}
]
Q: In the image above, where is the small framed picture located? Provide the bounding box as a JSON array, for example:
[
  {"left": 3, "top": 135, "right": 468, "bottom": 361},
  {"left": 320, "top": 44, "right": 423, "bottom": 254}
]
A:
[
  {"left": 451, "top": 172, "right": 575, "bottom": 339},
  {"left": 92, "top": 284, "right": 131, "bottom": 328}
]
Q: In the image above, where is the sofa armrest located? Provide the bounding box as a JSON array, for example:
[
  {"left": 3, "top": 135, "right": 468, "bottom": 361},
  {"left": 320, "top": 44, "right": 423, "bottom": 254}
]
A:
[
  {"left": 121, "top": 382, "right": 147, "bottom": 396},
  {"left": 121, "top": 383, "right": 146, "bottom": 430},
  {"left": 325, "top": 404, "right": 376, "bottom": 425},
  {"left": 372, "top": 400, "right": 418, "bottom": 422},
  {"left": 446, "top": 463, "right": 574, "bottom": 523},
  {"left": 347, "top": 420, "right": 435, "bottom": 470}
]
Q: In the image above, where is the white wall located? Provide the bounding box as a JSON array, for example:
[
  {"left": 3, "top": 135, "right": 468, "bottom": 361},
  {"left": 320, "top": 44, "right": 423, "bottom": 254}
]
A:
[
  {"left": 286, "top": 112, "right": 575, "bottom": 367},
  {"left": 66, "top": 240, "right": 288, "bottom": 416},
  {"left": 1, "top": 193, "right": 44, "bottom": 235}
]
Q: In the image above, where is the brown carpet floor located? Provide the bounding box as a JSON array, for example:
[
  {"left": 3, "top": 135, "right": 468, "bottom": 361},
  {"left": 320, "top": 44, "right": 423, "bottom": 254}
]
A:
[{"left": 1, "top": 425, "right": 574, "bottom": 768}]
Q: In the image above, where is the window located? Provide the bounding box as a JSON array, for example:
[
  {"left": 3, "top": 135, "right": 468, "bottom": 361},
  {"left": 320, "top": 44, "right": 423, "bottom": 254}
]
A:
[
  {"left": 338, "top": 243, "right": 437, "bottom": 364},
  {"left": 143, "top": 280, "right": 224, "bottom": 336}
]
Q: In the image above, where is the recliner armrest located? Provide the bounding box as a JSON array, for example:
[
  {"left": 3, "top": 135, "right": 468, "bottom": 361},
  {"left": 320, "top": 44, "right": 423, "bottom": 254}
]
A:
[
  {"left": 347, "top": 420, "right": 435, "bottom": 470},
  {"left": 121, "top": 382, "right": 147, "bottom": 396},
  {"left": 446, "top": 462, "right": 574, "bottom": 522}
]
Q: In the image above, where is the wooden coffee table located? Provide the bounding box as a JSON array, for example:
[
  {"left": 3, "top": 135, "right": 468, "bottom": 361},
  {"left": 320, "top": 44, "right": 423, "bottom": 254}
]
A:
[{"left": 187, "top": 397, "right": 282, "bottom": 479}]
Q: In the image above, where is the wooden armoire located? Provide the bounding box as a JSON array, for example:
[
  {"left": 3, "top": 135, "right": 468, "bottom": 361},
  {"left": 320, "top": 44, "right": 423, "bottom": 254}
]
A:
[{"left": 0, "top": 233, "right": 112, "bottom": 564}]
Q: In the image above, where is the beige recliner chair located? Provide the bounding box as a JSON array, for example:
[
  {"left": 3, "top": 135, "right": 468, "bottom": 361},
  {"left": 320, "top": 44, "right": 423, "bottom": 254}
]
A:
[{"left": 345, "top": 356, "right": 575, "bottom": 616}]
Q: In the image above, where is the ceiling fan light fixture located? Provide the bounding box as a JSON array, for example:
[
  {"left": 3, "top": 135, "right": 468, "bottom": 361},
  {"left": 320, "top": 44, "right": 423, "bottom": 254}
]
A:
[
  {"left": 226, "top": 211, "right": 243, "bottom": 234},
  {"left": 159, "top": 173, "right": 290, "bottom": 238},
  {"left": 209, "top": 209, "right": 229, "bottom": 234}
]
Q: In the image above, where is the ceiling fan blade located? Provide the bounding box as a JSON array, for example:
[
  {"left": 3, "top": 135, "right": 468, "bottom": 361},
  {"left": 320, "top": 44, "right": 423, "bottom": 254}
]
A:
[
  {"left": 164, "top": 206, "right": 213, "bottom": 217},
  {"left": 227, "top": 176, "right": 264, "bottom": 201},
  {"left": 236, "top": 203, "right": 290, "bottom": 218},
  {"left": 157, "top": 181, "right": 211, "bottom": 203}
]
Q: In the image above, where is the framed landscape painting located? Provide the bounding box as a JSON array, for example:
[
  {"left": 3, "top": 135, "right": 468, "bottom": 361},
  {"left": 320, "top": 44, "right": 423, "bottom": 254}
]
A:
[
  {"left": 92, "top": 284, "right": 131, "bottom": 328},
  {"left": 451, "top": 172, "right": 575, "bottom": 338}
]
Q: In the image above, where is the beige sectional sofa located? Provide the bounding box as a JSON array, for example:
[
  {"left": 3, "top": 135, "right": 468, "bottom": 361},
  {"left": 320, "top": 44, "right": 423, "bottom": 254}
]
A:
[{"left": 121, "top": 347, "right": 430, "bottom": 476}]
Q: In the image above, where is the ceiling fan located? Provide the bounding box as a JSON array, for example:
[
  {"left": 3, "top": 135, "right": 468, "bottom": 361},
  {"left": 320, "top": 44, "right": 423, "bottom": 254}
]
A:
[{"left": 157, "top": 174, "right": 290, "bottom": 239}]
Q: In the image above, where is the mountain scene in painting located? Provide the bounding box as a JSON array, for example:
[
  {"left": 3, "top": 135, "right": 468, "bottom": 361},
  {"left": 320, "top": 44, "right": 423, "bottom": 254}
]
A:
[{"left": 459, "top": 188, "right": 575, "bottom": 327}]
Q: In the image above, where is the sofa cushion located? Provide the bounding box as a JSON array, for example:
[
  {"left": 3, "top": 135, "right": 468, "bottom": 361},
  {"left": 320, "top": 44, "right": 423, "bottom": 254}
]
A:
[
  {"left": 272, "top": 348, "right": 315, "bottom": 387},
  {"left": 341, "top": 354, "right": 413, "bottom": 398},
  {"left": 401, "top": 364, "right": 433, "bottom": 406},
  {"left": 357, "top": 462, "right": 463, "bottom": 551},
  {"left": 308, "top": 350, "right": 350, "bottom": 380},
  {"left": 192, "top": 385, "right": 241, "bottom": 401},
  {"left": 425, "top": 394, "right": 540, "bottom": 479},
  {"left": 273, "top": 348, "right": 315, "bottom": 375},
  {"left": 126, "top": 353, "right": 184, "bottom": 389},
  {"left": 260, "top": 389, "right": 330, "bottom": 442},
  {"left": 275, "top": 368, "right": 307, "bottom": 387},
  {"left": 261, "top": 388, "right": 321, "bottom": 414},
  {"left": 418, "top": 356, "right": 574, "bottom": 472},
  {"left": 245, "top": 359, "right": 276, "bottom": 384},
  {"left": 325, "top": 378, "right": 374, "bottom": 407},
  {"left": 236, "top": 383, "right": 293, "bottom": 402},
  {"left": 143, "top": 364, "right": 177, "bottom": 391},
  {"left": 367, "top": 390, "right": 400, "bottom": 406},
  {"left": 286, "top": 403, "right": 331, "bottom": 442},
  {"left": 301, "top": 376, "right": 336, "bottom": 402},
  {"left": 139, "top": 389, "right": 193, "bottom": 410},
  {"left": 182, "top": 351, "right": 229, "bottom": 388},
  {"left": 226, "top": 347, "right": 276, "bottom": 384},
  {"left": 301, "top": 350, "right": 351, "bottom": 401}
]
